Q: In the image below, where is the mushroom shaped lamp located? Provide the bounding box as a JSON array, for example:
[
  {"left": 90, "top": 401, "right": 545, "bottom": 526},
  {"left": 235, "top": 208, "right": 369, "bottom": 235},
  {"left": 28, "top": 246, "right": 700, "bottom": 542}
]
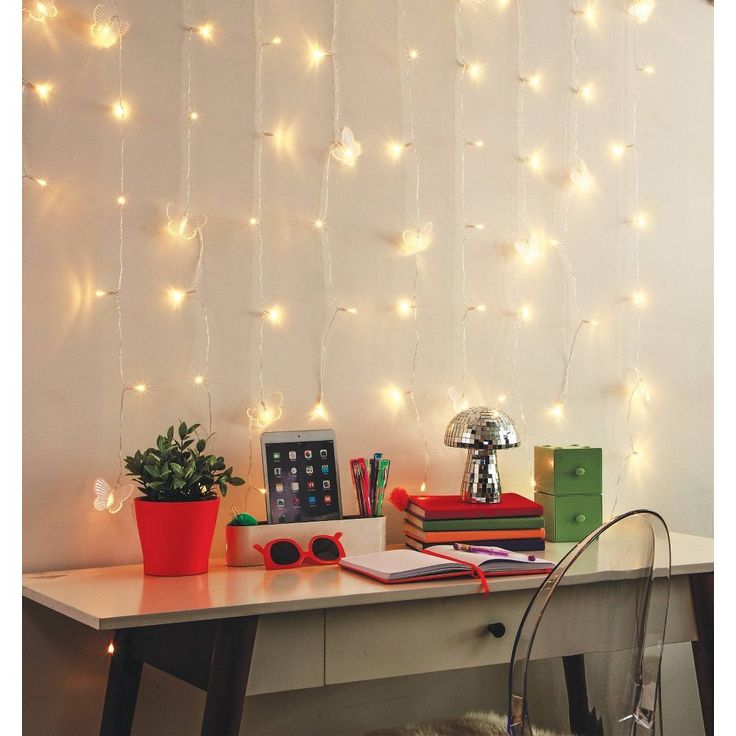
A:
[{"left": 444, "top": 406, "right": 520, "bottom": 503}]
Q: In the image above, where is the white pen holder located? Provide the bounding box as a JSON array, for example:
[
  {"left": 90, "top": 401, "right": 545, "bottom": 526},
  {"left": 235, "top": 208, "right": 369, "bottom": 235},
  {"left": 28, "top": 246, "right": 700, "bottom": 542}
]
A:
[{"left": 225, "top": 515, "right": 386, "bottom": 567}]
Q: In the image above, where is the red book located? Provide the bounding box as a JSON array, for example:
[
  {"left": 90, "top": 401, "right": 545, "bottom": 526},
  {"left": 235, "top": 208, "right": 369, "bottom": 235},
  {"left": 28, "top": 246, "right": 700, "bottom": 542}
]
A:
[{"left": 406, "top": 492, "right": 542, "bottom": 521}]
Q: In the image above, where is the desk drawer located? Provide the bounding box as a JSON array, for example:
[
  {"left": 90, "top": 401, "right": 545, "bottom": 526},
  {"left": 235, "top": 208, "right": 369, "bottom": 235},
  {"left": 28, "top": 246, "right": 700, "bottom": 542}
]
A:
[
  {"left": 325, "top": 591, "right": 532, "bottom": 684},
  {"left": 324, "top": 576, "right": 697, "bottom": 685}
]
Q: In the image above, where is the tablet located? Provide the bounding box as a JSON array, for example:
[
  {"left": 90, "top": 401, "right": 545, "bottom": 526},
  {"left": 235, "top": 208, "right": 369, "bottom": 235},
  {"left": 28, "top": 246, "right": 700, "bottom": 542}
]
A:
[{"left": 260, "top": 429, "right": 343, "bottom": 524}]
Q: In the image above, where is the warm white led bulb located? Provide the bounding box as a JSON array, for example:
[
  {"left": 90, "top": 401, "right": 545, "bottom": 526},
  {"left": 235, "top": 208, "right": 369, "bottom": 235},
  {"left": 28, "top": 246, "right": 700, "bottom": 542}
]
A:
[
  {"left": 497, "top": 393, "right": 508, "bottom": 404},
  {"left": 419, "top": 482, "right": 427, "bottom": 493},
  {"left": 527, "top": 152, "right": 543, "bottom": 173},
  {"left": 193, "top": 375, "right": 205, "bottom": 385},
  {"left": 269, "top": 37, "right": 283, "bottom": 45},
  {"left": 388, "top": 141, "right": 406, "bottom": 160},
  {"left": 197, "top": 23, "right": 214, "bottom": 40},
  {"left": 26, "top": 1, "right": 58, "bottom": 22},
  {"left": 577, "top": 83, "right": 594, "bottom": 101},
  {"left": 570, "top": 159, "right": 594, "bottom": 193},
  {"left": 117, "top": 195, "right": 127, "bottom": 205},
  {"left": 519, "top": 305, "right": 532, "bottom": 321},
  {"left": 408, "top": 48, "right": 420, "bottom": 61},
  {"left": 313, "top": 219, "right": 325, "bottom": 229},
  {"left": 312, "top": 402, "right": 327, "bottom": 419},
  {"left": 549, "top": 403, "right": 564, "bottom": 419},
  {"left": 628, "top": 0, "right": 654, "bottom": 23},
  {"left": 107, "top": 641, "right": 115, "bottom": 655},
  {"left": 466, "top": 223, "right": 484, "bottom": 230},
  {"left": 388, "top": 388, "right": 405, "bottom": 406},
  {"left": 248, "top": 217, "right": 258, "bottom": 226},
  {"left": 33, "top": 82, "right": 52, "bottom": 100},
  {"left": 112, "top": 100, "right": 129, "bottom": 121},
  {"left": 466, "top": 140, "right": 484, "bottom": 148},
  {"left": 35, "top": 178, "right": 48, "bottom": 188},
  {"left": 310, "top": 44, "right": 328, "bottom": 63},
  {"left": 265, "top": 306, "right": 282, "bottom": 324},
  {"left": 523, "top": 74, "right": 542, "bottom": 91},
  {"left": 632, "top": 212, "right": 648, "bottom": 229},
  {"left": 168, "top": 288, "right": 187, "bottom": 307},
  {"left": 189, "top": 111, "right": 199, "bottom": 121},
  {"left": 640, "top": 65, "right": 656, "bottom": 75},
  {"left": 95, "top": 289, "right": 107, "bottom": 297},
  {"left": 345, "top": 307, "right": 357, "bottom": 315},
  {"left": 632, "top": 290, "right": 647, "bottom": 307},
  {"left": 465, "top": 62, "right": 482, "bottom": 80},
  {"left": 610, "top": 143, "right": 626, "bottom": 160},
  {"left": 133, "top": 383, "right": 148, "bottom": 394},
  {"left": 397, "top": 299, "right": 414, "bottom": 317}
]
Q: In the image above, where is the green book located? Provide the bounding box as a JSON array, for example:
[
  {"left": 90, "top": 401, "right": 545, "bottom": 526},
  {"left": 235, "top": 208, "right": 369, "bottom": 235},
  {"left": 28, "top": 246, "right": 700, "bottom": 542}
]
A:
[{"left": 405, "top": 513, "right": 544, "bottom": 532}]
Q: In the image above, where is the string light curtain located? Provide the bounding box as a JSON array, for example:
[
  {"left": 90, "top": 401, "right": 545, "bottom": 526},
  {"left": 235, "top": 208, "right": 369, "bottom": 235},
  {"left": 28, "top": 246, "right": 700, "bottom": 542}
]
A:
[
  {"left": 313, "top": 0, "right": 359, "bottom": 422},
  {"left": 612, "top": 0, "right": 656, "bottom": 515},
  {"left": 392, "top": 0, "right": 430, "bottom": 493},
  {"left": 166, "top": 0, "right": 214, "bottom": 435},
  {"left": 92, "top": 1, "right": 140, "bottom": 514},
  {"left": 452, "top": 1, "right": 487, "bottom": 416},
  {"left": 244, "top": 0, "right": 284, "bottom": 510}
]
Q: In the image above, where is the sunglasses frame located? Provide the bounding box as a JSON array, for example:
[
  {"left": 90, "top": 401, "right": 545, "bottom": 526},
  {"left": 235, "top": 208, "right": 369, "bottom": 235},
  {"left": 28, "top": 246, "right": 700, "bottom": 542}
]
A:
[{"left": 253, "top": 531, "right": 346, "bottom": 570}]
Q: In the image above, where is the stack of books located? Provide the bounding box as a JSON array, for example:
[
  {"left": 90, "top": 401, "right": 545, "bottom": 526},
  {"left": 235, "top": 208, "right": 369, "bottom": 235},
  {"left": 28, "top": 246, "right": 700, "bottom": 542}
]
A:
[{"left": 403, "top": 492, "right": 546, "bottom": 552}]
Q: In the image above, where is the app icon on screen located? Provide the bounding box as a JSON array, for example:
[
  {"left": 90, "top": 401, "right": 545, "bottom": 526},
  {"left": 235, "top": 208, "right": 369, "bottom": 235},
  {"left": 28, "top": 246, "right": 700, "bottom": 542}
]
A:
[
  {"left": 307, "top": 481, "right": 315, "bottom": 490},
  {"left": 321, "top": 464, "right": 329, "bottom": 475},
  {"left": 304, "top": 450, "right": 313, "bottom": 459},
  {"left": 273, "top": 467, "right": 281, "bottom": 477},
  {"left": 291, "top": 482, "right": 299, "bottom": 491},
  {"left": 308, "top": 495, "right": 317, "bottom": 506},
  {"left": 275, "top": 483, "right": 283, "bottom": 493},
  {"left": 322, "top": 480, "right": 331, "bottom": 490},
  {"left": 276, "top": 498, "right": 285, "bottom": 508},
  {"left": 273, "top": 452, "right": 281, "bottom": 461},
  {"left": 288, "top": 451, "right": 297, "bottom": 460},
  {"left": 306, "top": 465, "right": 314, "bottom": 475},
  {"left": 320, "top": 449, "right": 328, "bottom": 459},
  {"left": 324, "top": 494, "right": 333, "bottom": 505},
  {"left": 290, "top": 467, "right": 298, "bottom": 475},
  {"left": 293, "top": 497, "right": 301, "bottom": 506}
]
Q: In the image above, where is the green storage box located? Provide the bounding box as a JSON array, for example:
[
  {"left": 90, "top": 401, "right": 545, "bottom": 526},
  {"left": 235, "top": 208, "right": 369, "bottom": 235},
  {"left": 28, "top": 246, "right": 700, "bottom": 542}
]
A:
[
  {"left": 535, "top": 491, "right": 602, "bottom": 542},
  {"left": 534, "top": 445, "right": 602, "bottom": 496}
]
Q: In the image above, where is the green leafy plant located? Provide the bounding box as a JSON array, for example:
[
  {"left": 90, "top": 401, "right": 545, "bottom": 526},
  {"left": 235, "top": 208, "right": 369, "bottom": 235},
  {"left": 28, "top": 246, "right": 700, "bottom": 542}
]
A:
[{"left": 124, "top": 422, "right": 245, "bottom": 502}]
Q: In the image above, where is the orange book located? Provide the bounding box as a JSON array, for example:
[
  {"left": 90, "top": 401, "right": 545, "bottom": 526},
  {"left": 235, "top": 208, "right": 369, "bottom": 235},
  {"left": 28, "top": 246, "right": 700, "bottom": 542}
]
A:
[{"left": 403, "top": 523, "right": 545, "bottom": 543}]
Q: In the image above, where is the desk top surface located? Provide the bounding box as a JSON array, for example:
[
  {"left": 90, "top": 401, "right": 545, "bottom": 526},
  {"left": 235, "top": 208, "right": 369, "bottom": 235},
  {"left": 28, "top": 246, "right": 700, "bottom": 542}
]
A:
[{"left": 22, "top": 532, "right": 713, "bottom": 631}]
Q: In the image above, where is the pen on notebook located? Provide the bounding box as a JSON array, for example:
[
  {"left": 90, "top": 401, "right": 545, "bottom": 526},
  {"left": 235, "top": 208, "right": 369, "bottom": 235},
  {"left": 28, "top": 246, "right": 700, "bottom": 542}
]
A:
[{"left": 453, "top": 543, "right": 537, "bottom": 562}]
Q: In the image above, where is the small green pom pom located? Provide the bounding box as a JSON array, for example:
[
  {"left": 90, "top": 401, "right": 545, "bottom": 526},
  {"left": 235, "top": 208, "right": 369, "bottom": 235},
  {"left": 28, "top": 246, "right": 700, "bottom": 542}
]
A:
[{"left": 228, "top": 512, "right": 258, "bottom": 527}]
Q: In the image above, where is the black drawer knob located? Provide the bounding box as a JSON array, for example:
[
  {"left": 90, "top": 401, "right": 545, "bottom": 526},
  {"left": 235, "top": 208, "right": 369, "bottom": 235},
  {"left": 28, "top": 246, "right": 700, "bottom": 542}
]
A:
[{"left": 487, "top": 622, "right": 506, "bottom": 638}]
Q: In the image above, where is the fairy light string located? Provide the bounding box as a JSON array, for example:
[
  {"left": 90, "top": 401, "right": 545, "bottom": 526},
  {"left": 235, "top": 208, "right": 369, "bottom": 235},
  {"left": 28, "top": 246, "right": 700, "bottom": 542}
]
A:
[
  {"left": 398, "top": 0, "right": 429, "bottom": 492},
  {"left": 170, "top": 0, "right": 214, "bottom": 435},
  {"left": 313, "top": 0, "right": 358, "bottom": 421},
  {"left": 612, "top": 0, "right": 654, "bottom": 516},
  {"left": 245, "top": 0, "right": 283, "bottom": 510},
  {"left": 453, "top": 1, "right": 487, "bottom": 413}
]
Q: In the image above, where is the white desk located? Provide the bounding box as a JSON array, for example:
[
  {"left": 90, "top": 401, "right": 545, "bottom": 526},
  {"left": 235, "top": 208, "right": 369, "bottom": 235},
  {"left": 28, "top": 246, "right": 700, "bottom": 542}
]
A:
[{"left": 22, "top": 532, "right": 713, "bottom": 736}]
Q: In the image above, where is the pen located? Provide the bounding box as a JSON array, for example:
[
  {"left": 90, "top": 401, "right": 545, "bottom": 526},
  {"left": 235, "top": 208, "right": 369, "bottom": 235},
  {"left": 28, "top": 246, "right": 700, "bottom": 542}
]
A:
[
  {"left": 375, "top": 458, "right": 390, "bottom": 517},
  {"left": 453, "top": 543, "right": 537, "bottom": 562}
]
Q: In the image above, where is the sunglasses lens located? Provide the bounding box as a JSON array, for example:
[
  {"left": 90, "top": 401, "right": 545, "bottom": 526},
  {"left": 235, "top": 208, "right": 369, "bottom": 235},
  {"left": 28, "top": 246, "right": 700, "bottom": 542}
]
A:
[
  {"left": 269, "top": 541, "right": 301, "bottom": 566},
  {"left": 311, "top": 537, "right": 341, "bottom": 561}
]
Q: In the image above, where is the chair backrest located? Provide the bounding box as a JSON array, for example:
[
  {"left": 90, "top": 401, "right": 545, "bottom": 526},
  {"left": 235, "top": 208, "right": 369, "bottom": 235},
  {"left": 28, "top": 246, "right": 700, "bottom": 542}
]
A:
[{"left": 506, "top": 510, "right": 671, "bottom": 736}]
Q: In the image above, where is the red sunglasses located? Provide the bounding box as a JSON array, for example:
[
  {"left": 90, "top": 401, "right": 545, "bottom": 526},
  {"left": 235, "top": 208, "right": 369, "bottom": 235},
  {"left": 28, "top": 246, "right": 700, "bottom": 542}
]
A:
[{"left": 254, "top": 531, "right": 346, "bottom": 570}]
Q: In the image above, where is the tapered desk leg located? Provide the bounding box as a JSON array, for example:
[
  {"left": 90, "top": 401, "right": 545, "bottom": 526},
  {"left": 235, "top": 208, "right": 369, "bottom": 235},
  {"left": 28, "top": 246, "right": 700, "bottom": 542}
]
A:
[
  {"left": 100, "top": 629, "right": 143, "bottom": 736},
  {"left": 690, "top": 572, "right": 713, "bottom": 736},
  {"left": 562, "top": 654, "right": 603, "bottom": 736},
  {"left": 201, "top": 616, "right": 259, "bottom": 736}
]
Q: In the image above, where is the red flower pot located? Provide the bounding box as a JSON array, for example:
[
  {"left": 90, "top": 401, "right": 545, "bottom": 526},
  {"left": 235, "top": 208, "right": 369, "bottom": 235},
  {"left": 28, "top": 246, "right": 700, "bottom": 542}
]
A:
[{"left": 134, "top": 497, "right": 220, "bottom": 576}]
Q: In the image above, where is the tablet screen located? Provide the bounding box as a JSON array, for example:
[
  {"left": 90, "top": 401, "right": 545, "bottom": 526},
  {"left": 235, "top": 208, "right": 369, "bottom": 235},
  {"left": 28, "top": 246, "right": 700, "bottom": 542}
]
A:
[{"left": 263, "top": 438, "right": 342, "bottom": 523}]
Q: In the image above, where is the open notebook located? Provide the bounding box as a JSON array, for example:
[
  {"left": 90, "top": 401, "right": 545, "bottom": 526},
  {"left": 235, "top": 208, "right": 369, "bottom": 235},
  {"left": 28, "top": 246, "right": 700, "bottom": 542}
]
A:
[{"left": 339, "top": 546, "right": 554, "bottom": 584}]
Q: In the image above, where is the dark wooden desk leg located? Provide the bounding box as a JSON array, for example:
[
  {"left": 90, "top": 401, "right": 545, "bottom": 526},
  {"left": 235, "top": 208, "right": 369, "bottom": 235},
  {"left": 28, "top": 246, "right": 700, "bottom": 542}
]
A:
[
  {"left": 690, "top": 572, "right": 714, "bottom": 736},
  {"left": 563, "top": 654, "right": 603, "bottom": 736},
  {"left": 100, "top": 629, "right": 143, "bottom": 736},
  {"left": 201, "top": 616, "right": 259, "bottom": 736}
]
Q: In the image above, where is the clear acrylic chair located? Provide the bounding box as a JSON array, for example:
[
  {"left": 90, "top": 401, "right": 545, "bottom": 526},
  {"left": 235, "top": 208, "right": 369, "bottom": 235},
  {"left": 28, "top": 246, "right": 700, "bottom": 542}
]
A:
[
  {"left": 507, "top": 509, "right": 671, "bottom": 736},
  {"left": 370, "top": 510, "right": 671, "bottom": 736}
]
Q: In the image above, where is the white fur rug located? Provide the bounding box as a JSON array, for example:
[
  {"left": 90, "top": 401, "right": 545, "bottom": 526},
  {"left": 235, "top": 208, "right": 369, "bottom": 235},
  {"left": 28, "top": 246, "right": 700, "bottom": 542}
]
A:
[{"left": 368, "top": 711, "right": 570, "bottom": 736}]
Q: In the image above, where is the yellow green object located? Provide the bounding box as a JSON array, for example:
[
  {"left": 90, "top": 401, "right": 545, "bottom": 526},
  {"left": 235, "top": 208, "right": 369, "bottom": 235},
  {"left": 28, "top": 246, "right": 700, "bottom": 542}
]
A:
[
  {"left": 534, "top": 445, "right": 602, "bottom": 496},
  {"left": 535, "top": 492, "right": 602, "bottom": 542}
]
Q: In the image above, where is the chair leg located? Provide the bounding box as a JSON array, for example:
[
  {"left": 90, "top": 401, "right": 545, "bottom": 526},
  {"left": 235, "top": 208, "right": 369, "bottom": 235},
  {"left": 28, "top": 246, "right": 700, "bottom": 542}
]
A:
[
  {"left": 690, "top": 573, "right": 713, "bottom": 736},
  {"left": 200, "top": 616, "right": 259, "bottom": 736},
  {"left": 99, "top": 629, "right": 143, "bottom": 736},
  {"left": 563, "top": 654, "right": 603, "bottom": 736}
]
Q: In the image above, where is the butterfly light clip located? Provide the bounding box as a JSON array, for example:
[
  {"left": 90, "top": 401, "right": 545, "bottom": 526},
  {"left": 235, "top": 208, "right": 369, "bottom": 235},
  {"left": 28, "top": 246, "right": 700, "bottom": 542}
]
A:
[
  {"left": 401, "top": 222, "right": 433, "bottom": 255},
  {"left": 514, "top": 232, "right": 542, "bottom": 264},
  {"left": 90, "top": 4, "right": 129, "bottom": 48},
  {"left": 23, "top": 1, "right": 58, "bottom": 23},
  {"left": 247, "top": 392, "right": 284, "bottom": 429},
  {"left": 93, "top": 478, "right": 134, "bottom": 514},
  {"left": 570, "top": 159, "right": 594, "bottom": 193},
  {"left": 166, "top": 203, "right": 207, "bottom": 240},
  {"left": 331, "top": 127, "right": 362, "bottom": 167}
]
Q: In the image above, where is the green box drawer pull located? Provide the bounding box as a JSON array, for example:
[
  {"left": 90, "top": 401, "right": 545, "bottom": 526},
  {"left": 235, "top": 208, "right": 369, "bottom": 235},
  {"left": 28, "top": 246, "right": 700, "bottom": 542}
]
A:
[
  {"left": 575, "top": 514, "right": 586, "bottom": 523},
  {"left": 575, "top": 467, "right": 586, "bottom": 476}
]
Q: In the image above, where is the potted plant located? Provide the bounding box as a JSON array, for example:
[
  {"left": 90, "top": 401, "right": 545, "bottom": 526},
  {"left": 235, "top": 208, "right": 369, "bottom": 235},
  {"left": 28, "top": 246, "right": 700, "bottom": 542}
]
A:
[{"left": 125, "top": 422, "right": 245, "bottom": 576}]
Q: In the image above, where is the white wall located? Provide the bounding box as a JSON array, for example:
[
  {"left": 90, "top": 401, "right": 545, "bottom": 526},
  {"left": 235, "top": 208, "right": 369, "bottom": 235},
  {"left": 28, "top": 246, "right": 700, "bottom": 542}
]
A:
[{"left": 23, "top": 0, "right": 712, "bottom": 733}]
